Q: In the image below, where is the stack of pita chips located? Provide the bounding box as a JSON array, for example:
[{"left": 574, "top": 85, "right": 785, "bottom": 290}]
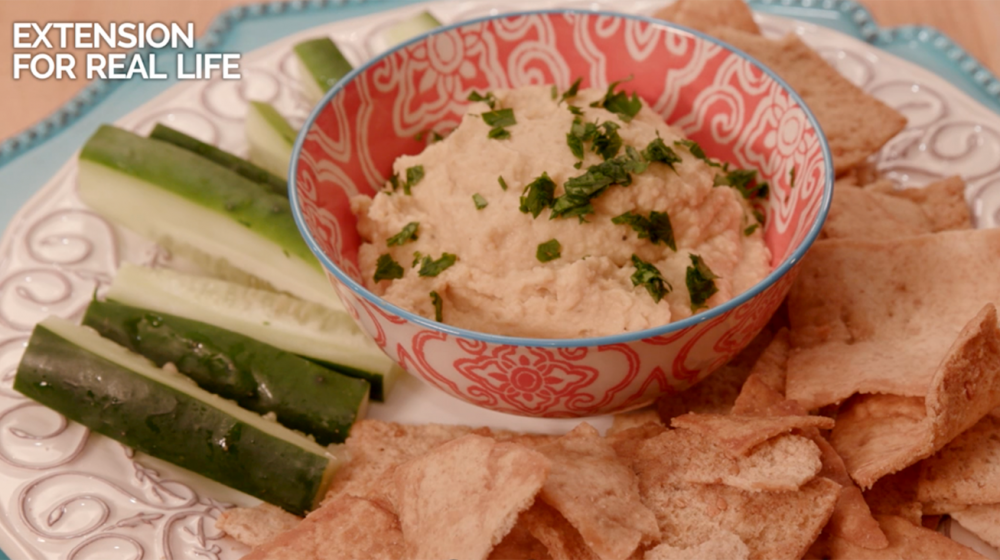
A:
[{"left": 213, "top": 1, "right": 1000, "bottom": 558}]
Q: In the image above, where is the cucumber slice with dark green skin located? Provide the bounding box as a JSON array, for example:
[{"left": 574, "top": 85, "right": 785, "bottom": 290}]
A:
[
  {"left": 294, "top": 37, "right": 353, "bottom": 105},
  {"left": 246, "top": 102, "right": 296, "bottom": 179},
  {"left": 107, "top": 264, "right": 400, "bottom": 400},
  {"left": 14, "top": 317, "right": 344, "bottom": 515},
  {"left": 383, "top": 11, "right": 443, "bottom": 47},
  {"left": 149, "top": 123, "right": 287, "bottom": 197},
  {"left": 82, "top": 299, "right": 369, "bottom": 445},
  {"left": 78, "top": 125, "right": 340, "bottom": 309}
]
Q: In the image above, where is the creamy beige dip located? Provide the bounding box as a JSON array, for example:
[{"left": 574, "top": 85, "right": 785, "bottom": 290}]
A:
[{"left": 352, "top": 86, "right": 770, "bottom": 339}]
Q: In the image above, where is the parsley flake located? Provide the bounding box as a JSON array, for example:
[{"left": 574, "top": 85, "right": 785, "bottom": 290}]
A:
[
  {"left": 552, "top": 148, "right": 648, "bottom": 221},
  {"left": 686, "top": 254, "right": 719, "bottom": 311},
  {"left": 519, "top": 172, "right": 556, "bottom": 218},
  {"left": 482, "top": 108, "right": 516, "bottom": 140},
  {"left": 418, "top": 253, "right": 457, "bottom": 277},
  {"left": 402, "top": 165, "right": 424, "bottom": 195},
  {"left": 590, "top": 76, "right": 642, "bottom": 122},
  {"left": 411, "top": 251, "right": 422, "bottom": 268},
  {"left": 567, "top": 105, "right": 584, "bottom": 116},
  {"left": 467, "top": 90, "right": 497, "bottom": 109},
  {"left": 473, "top": 193, "right": 488, "bottom": 209},
  {"left": 498, "top": 175, "right": 508, "bottom": 191},
  {"left": 566, "top": 118, "right": 598, "bottom": 161},
  {"left": 389, "top": 173, "right": 400, "bottom": 191},
  {"left": 374, "top": 254, "right": 404, "bottom": 282},
  {"left": 612, "top": 210, "right": 676, "bottom": 250},
  {"left": 592, "top": 121, "right": 623, "bottom": 161},
  {"left": 630, "top": 254, "right": 671, "bottom": 303},
  {"left": 674, "top": 139, "right": 725, "bottom": 168},
  {"left": 430, "top": 291, "right": 443, "bottom": 321},
  {"left": 386, "top": 222, "right": 419, "bottom": 246},
  {"left": 560, "top": 77, "right": 583, "bottom": 104},
  {"left": 536, "top": 239, "right": 562, "bottom": 263},
  {"left": 642, "top": 137, "right": 682, "bottom": 172},
  {"left": 744, "top": 223, "right": 760, "bottom": 236},
  {"left": 714, "top": 168, "right": 768, "bottom": 200}
]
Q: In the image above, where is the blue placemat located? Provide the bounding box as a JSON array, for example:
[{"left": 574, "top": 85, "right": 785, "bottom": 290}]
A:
[{"left": 1, "top": 1, "right": 998, "bottom": 558}]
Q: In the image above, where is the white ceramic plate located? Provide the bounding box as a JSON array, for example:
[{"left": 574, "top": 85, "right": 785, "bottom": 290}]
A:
[{"left": 1, "top": 2, "right": 999, "bottom": 558}]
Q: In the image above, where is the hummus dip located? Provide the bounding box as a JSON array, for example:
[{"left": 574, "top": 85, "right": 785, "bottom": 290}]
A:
[{"left": 352, "top": 85, "right": 771, "bottom": 339}]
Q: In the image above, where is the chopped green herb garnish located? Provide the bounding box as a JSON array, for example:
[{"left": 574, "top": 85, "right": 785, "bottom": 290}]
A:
[
  {"left": 488, "top": 127, "right": 511, "bottom": 140},
  {"left": 686, "top": 254, "right": 719, "bottom": 311},
  {"left": 560, "top": 77, "right": 583, "bottom": 104},
  {"left": 498, "top": 175, "right": 508, "bottom": 191},
  {"left": 374, "top": 254, "right": 404, "bottom": 282},
  {"left": 592, "top": 121, "right": 623, "bottom": 161},
  {"left": 412, "top": 251, "right": 423, "bottom": 268},
  {"left": 402, "top": 165, "right": 425, "bottom": 195},
  {"left": 389, "top": 173, "right": 400, "bottom": 191},
  {"left": 430, "top": 291, "right": 443, "bottom": 321},
  {"left": 567, "top": 105, "right": 584, "bottom": 115},
  {"left": 482, "top": 108, "right": 516, "bottom": 127},
  {"left": 430, "top": 131, "right": 444, "bottom": 143},
  {"left": 642, "top": 137, "right": 682, "bottom": 172},
  {"left": 536, "top": 239, "right": 562, "bottom": 263},
  {"left": 590, "top": 76, "right": 642, "bottom": 122},
  {"left": 566, "top": 117, "right": 598, "bottom": 161},
  {"left": 551, "top": 85, "right": 558, "bottom": 100},
  {"left": 418, "top": 253, "right": 457, "bottom": 277},
  {"left": 415, "top": 130, "right": 444, "bottom": 143},
  {"left": 467, "top": 90, "right": 497, "bottom": 109},
  {"left": 674, "top": 138, "right": 724, "bottom": 169},
  {"left": 789, "top": 166, "right": 797, "bottom": 189},
  {"left": 744, "top": 223, "right": 760, "bottom": 236},
  {"left": 473, "top": 193, "right": 488, "bottom": 209},
  {"left": 519, "top": 172, "right": 556, "bottom": 218},
  {"left": 630, "top": 254, "right": 671, "bottom": 303},
  {"left": 753, "top": 208, "right": 766, "bottom": 225},
  {"left": 612, "top": 210, "right": 676, "bottom": 250},
  {"left": 714, "top": 168, "right": 768, "bottom": 200},
  {"left": 387, "top": 221, "right": 419, "bottom": 246},
  {"left": 551, "top": 148, "right": 648, "bottom": 221}
]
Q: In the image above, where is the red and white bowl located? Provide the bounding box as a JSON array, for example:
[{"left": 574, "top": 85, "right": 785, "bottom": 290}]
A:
[{"left": 290, "top": 10, "right": 833, "bottom": 418}]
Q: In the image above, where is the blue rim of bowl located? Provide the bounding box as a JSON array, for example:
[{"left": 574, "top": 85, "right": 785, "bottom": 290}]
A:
[{"left": 289, "top": 8, "right": 835, "bottom": 349}]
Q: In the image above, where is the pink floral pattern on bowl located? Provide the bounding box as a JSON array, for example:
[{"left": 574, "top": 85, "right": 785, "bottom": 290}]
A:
[{"left": 292, "top": 10, "right": 832, "bottom": 417}]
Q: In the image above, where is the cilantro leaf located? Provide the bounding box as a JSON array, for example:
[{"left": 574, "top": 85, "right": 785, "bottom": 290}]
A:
[
  {"left": 430, "top": 291, "right": 443, "bottom": 321},
  {"left": 498, "top": 175, "right": 508, "bottom": 191},
  {"left": 519, "top": 172, "right": 556, "bottom": 218},
  {"left": 566, "top": 118, "right": 598, "bottom": 162},
  {"left": 536, "top": 239, "right": 562, "bottom": 262},
  {"left": 488, "top": 127, "right": 511, "bottom": 140},
  {"left": 592, "top": 121, "right": 623, "bottom": 161},
  {"left": 686, "top": 254, "right": 719, "bottom": 311},
  {"left": 642, "top": 137, "right": 682, "bottom": 172},
  {"left": 374, "top": 254, "right": 404, "bottom": 282},
  {"left": 568, "top": 105, "right": 584, "bottom": 115},
  {"left": 467, "top": 90, "right": 496, "bottom": 109},
  {"left": 402, "top": 165, "right": 424, "bottom": 195},
  {"left": 612, "top": 210, "right": 675, "bottom": 250},
  {"left": 590, "top": 76, "right": 642, "bottom": 122},
  {"left": 482, "top": 108, "right": 516, "bottom": 128},
  {"left": 560, "top": 77, "right": 583, "bottom": 104},
  {"left": 386, "top": 221, "right": 419, "bottom": 246},
  {"left": 418, "top": 253, "right": 457, "bottom": 277},
  {"left": 630, "top": 254, "right": 671, "bottom": 303},
  {"left": 567, "top": 132, "right": 585, "bottom": 160},
  {"left": 473, "top": 193, "right": 488, "bottom": 209}
]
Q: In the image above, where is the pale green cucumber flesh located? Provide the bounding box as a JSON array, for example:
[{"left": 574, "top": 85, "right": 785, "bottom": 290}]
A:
[
  {"left": 383, "top": 11, "right": 443, "bottom": 47},
  {"left": 77, "top": 160, "right": 341, "bottom": 309},
  {"left": 293, "top": 37, "right": 353, "bottom": 94},
  {"left": 107, "top": 264, "right": 399, "bottom": 400},
  {"left": 14, "top": 317, "right": 345, "bottom": 515},
  {"left": 246, "top": 102, "right": 296, "bottom": 179},
  {"left": 82, "top": 299, "right": 370, "bottom": 444}
]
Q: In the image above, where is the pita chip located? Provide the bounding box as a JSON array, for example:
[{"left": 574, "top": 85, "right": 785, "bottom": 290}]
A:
[
  {"left": 391, "top": 434, "right": 550, "bottom": 560},
  {"left": 243, "top": 496, "right": 403, "bottom": 560},
  {"left": 827, "top": 515, "right": 988, "bottom": 560},
  {"left": 951, "top": 504, "right": 1000, "bottom": 551},
  {"left": 862, "top": 466, "right": 924, "bottom": 527},
  {"left": 607, "top": 422, "right": 669, "bottom": 466},
  {"left": 488, "top": 519, "right": 554, "bottom": 560},
  {"left": 670, "top": 412, "right": 833, "bottom": 456},
  {"left": 653, "top": 0, "right": 760, "bottom": 35},
  {"left": 216, "top": 504, "right": 301, "bottom": 548},
  {"left": 730, "top": 329, "right": 792, "bottom": 416},
  {"left": 657, "top": 328, "right": 774, "bottom": 421},
  {"left": 917, "top": 414, "right": 1000, "bottom": 506},
  {"left": 536, "top": 424, "right": 659, "bottom": 560},
  {"left": 787, "top": 229, "right": 1000, "bottom": 410},
  {"left": 324, "top": 420, "right": 480, "bottom": 502},
  {"left": 830, "top": 304, "right": 1000, "bottom": 488},
  {"left": 710, "top": 29, "right": 906, "bottom": 174},
  {"left": 520, "top": 501, "right": 600, "bottom": 560},
  {"left": 607, "top": 408, "right": 664, "bottom": 437},
  {"left": 866, "top": 175, "right": 971, "bottom": 232},
  {"left": 644, "top": 530, "right": 749, "bottom": 560}
]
